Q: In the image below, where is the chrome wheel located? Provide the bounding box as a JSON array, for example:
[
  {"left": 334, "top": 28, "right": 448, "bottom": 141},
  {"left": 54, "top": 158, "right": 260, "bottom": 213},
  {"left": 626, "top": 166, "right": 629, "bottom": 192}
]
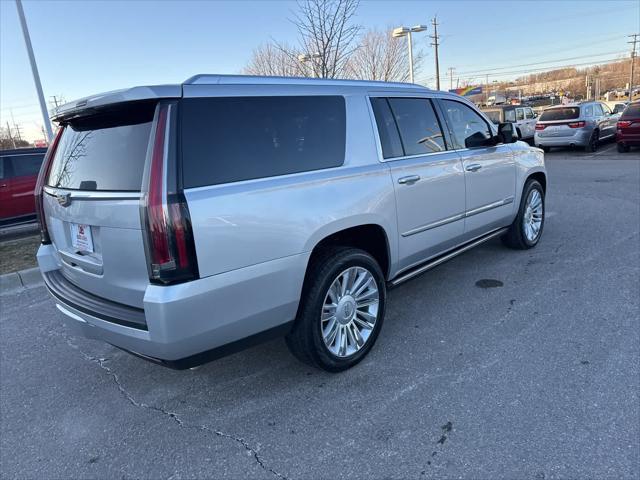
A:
[
  {"left": 523, "top": 188, "right": 543, "bottom": 243},
  {"left": 321, "top": 266, "right": 379, "bottom": 358}
]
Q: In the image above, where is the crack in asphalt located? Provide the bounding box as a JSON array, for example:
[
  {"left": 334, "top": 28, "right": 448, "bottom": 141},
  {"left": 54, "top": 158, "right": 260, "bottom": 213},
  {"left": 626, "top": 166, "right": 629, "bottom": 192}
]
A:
[{"left": 64, "top": 337, "right": 288, "bottom": 480}]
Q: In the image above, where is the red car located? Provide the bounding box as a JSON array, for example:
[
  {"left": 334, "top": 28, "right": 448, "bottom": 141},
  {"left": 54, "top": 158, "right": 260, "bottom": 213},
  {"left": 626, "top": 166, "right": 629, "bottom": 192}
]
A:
[
  {"left": 0, "top": 148, "right": 47, "bottom": 224},
  {"left": 617, "top": 101, "right": 640, "bottom": 153}
]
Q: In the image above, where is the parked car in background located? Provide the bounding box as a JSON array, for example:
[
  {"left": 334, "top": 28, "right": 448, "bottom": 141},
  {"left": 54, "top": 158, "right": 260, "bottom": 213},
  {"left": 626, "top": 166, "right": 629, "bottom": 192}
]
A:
[
  {"left": 534, "top": 101, "right": 618, "bottom": 152},
  {"left": 482, "top": 104, "right": 537, "bottom": 142},
  {"left": 36, "top": 75, "right": 546, "bottom": 372},
  {"left": 616, "top": 101, "right": 640, "bottom": 152},
  {"left": 0, "top": 147, "right": 47, "bottom": 225},
  {"left": 611, "top": 102, "right": 628, "bottom": 115}
]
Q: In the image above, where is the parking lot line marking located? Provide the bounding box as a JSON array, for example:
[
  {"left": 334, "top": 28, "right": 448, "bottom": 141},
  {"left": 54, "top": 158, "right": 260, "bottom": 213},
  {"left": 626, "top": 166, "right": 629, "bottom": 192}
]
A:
[{"left": 588, "top": 144, "right": 617, "bottom": 157}]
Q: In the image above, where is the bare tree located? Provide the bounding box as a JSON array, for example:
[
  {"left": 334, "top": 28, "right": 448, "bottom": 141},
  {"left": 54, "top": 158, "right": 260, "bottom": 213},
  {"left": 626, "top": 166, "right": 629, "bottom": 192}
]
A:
[
  {"left": 290, "top": 0, "right": 361, "bottom": 78},
  {"left": 345, "top": 28, "right": 423, "bottom": 82},
  {"left": 243, "top": 42, "right": 304, "bottom": 77}
]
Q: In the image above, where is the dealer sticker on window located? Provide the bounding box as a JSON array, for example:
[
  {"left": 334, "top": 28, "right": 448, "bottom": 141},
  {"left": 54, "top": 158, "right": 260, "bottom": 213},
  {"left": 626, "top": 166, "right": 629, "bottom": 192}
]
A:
[{"left": 70, "top": 223, "right": 94, "bottom": 253}]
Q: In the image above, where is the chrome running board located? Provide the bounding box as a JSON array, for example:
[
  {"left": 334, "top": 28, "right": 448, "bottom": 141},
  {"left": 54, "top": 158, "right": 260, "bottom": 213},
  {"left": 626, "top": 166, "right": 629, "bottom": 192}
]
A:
[{"left": 390, "top": 227, "right": 509, "bottom": 287}]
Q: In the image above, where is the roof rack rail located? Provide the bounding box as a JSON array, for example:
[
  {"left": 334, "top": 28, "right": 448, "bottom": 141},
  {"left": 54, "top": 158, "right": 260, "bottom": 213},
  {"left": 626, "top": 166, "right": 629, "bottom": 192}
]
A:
[{"left": 183, "top": 74, "right": 427, "bottom": 89}]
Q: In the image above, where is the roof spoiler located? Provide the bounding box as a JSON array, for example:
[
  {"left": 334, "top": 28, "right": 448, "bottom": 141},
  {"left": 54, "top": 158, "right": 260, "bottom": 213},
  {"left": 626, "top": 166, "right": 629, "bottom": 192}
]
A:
[{"left": 52, "top": 85, "right": 182, "bottom": 122}]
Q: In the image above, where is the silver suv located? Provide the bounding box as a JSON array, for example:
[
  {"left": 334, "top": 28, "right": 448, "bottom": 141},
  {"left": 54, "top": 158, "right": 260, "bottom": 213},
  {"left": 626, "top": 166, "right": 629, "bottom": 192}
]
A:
[
  {"left": 36, "top": 75, "right": 547, "bottom": 372},
  {"left": 534, "top": 101, "right": 618, "bottom": 152}
]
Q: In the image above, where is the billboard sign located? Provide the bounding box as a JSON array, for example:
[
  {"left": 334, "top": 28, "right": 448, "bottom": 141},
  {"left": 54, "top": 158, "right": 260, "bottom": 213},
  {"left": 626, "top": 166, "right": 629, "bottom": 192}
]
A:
[{"left": 449, "top": 86, "right": 483, "bottom": 97}]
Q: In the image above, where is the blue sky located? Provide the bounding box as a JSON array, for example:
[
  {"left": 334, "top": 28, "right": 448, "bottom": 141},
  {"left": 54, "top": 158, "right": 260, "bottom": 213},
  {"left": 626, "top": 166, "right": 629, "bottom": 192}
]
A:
[{"left": 1, "top": 0, "right": 639, "bottom": 141}]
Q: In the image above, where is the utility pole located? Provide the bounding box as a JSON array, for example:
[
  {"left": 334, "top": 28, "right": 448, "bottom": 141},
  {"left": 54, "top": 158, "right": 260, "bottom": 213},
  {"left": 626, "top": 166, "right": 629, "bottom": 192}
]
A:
[
  {"left": 15, "top": 0, "right": 53, "bottom": 141},
  {"left": 13, "top": 124, "right": 23, "bottom": 143},
  {"left": 50, "top": 95, "right": 62, "bottom": 109},
  {"left": 486, "top": 73, "right": 490, "bottom": 104},
  {"left": 430, "top": 17, "right": 440, "bottom": 90},
  {"left": 6, "top": 122, "right": 16, "bottom": 149},
  {"left": 448, "top": 67, "right": 455, "bottom": 90},
  {"left": 629, "top": 34, "right": 639, "bottom": 102}
]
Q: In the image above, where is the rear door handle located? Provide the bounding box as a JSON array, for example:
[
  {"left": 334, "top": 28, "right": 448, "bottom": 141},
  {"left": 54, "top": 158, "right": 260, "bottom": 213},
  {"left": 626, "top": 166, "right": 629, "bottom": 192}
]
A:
[
  {"left": 398, "top": 175, "right": 421, "bottom": 185},
  {"left": 465, "top": 164, "right": 482, "bottom": 172}
]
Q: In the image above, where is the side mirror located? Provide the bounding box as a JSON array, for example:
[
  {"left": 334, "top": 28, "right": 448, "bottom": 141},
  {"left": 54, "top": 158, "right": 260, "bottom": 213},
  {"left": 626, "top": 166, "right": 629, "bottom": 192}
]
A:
[
  {"left": 465, "top": 131, "right": 490, "bottom": 148},
  {"left": 497, "top": 122, "right": 517, "bottom": 143}
]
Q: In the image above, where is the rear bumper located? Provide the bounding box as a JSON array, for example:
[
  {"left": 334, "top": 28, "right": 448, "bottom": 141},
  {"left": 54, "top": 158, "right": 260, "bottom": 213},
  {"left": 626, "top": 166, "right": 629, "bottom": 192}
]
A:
[
  {"left": 617, "top": 132, "right": 640, "bottom": 146},
  {"left": 534, "top": 129, "right": 591, "bottom": 147},
  {"left": 38, "top": 244, "right": 307, "bottom": 368}
]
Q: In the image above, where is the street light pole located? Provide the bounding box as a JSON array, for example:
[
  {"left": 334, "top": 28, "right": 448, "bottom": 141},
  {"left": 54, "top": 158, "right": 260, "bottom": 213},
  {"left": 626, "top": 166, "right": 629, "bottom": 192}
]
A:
[
  {"left": 15, "top": 0, "right": 53, "bottom": 142},
  {"left": 407, "top": 32, "right": 414, "bottom": 83},
  {"left": 393, "top": 25, "right": 427, "bottom": 84},
  {"left": 298, "top": 52, "right": 322, "bottom": 78}
]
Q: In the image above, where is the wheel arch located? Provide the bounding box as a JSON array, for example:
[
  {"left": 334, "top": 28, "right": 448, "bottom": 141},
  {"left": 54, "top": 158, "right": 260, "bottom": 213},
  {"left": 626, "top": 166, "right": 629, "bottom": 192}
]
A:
[
  {"left": 526, "top": 171, "right": 547, "bottom": 193},
  {"left": 303, "top": 221, "right": 393, "bottom": 280}
]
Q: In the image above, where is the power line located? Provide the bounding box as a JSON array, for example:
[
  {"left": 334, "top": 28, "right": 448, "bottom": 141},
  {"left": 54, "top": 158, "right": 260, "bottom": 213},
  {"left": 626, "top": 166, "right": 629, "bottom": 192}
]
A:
[
  {"left": 419, "top": 55, "right": 629, "bottom": 83},
  {"left": 453, "top": 51, "right": 628, "bottom": 77}
]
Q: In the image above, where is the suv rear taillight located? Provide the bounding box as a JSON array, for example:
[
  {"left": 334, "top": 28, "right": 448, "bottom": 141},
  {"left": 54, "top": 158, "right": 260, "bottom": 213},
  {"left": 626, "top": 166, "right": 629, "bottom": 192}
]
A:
[
  {"left": 34, "top": 127, "right": 64, "bottom": 244},
  {"left": 141, "top": 103, "right": 199, "bottom": 285},
  {"left": 568, "top": 121, "right": 586, "bottom": 128},
  {"left": 535, "top": 124, "right": 546, "bottom": 130},
  {"left": 617, "top": 120, "right": 633, "bottom": 129}
]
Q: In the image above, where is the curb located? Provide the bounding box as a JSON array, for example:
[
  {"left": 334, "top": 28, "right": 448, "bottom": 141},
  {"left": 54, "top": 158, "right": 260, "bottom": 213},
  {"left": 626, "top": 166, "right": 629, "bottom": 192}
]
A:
[{"left": 0, "top": 267, "right": 43, "bottom": 296}]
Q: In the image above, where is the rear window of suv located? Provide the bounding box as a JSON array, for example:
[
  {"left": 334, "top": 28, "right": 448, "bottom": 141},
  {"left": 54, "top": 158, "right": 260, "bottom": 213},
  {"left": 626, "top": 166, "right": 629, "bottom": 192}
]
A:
[
  {"left": 47, "top": 102, "right": 155, "bottom": 191},
  {"left": 180, "top": 96, "right": 346, "bottom": 188},
  {"left": 539, "top": 107, "right": 580, "bottom": 121},
  {"left": 621, "top": 103, "right": 640, "bottom": 118}
]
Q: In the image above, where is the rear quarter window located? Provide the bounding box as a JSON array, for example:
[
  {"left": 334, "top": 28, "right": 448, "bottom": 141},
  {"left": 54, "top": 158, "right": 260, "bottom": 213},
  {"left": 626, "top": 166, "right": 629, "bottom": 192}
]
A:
[
  {"left": 180, "top": 96, "right": 346, "bottom": 188},
  {"left": 539, "top": 107, "right": 580, "bottom": 121},
  {"left": 483, "top": 110, "right": 502, "bottom": 124}
]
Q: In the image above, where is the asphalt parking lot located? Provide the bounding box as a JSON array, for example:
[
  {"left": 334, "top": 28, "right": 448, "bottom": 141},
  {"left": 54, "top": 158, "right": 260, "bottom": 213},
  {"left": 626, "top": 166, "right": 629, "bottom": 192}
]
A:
[{"left": 1, "top": 143, "right": 638, "bottom": 479}]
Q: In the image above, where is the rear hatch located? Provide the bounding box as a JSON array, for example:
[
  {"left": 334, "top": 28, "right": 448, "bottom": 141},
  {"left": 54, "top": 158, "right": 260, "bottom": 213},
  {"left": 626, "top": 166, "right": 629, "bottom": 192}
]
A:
[
  {"left": 536, "top": 107, "right": 582, "bottom": 138},
  {"left": 618, "top": 103, "right": 640, "bottom": 140},
  {"left": 43, "top": 101, "right": 156, "bottom": 308}
]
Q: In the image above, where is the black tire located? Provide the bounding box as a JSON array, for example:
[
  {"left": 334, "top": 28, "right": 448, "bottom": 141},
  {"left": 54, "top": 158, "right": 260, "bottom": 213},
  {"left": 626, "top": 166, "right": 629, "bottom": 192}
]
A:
[
  {"left": 538, "top": 145, "right": 550, "bottom": 153},
  {"left": 502, "top": 179, "right": 545, "bottom": 250},
  {"left": 585, "top": 130, "right": 599, "bottom": 152},
  {"left": 285, "top": 247, "right": 386, "bottom": 372},
  {"left": 617, "top": 142, "right": 630, "bottom": 153}
]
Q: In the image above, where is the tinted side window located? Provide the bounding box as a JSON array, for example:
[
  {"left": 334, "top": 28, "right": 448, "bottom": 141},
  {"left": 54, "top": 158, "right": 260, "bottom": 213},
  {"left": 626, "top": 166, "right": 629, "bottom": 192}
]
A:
[
  {"left": 0, "top": 157, "right": 6, "bottom": 180},
  {"left": 593, "top": 104, "right": 604, "bottom": 116},
  {"left": 11, "top": 154, "right": 44, "bottom": 177},
  {"left": 525, "top": 108, "right": 535, "bottom": 119},
  {"left": 370, "top": 98, "right": 404, "bottom": 159},
  {"left": 387, "top": 98, "right": 446, "bottom": 155},
  {"left": 583, "top": 105, "right": 594, "bottom": 117},
  {"left": 441, "top": 100, "right": 492, "bottom": 149},
  {"left": 181, "top": 96, "right": 346, "bottom": 188},
  {"left": 516, "top": 108, "right": 525, "bottom": 121}
]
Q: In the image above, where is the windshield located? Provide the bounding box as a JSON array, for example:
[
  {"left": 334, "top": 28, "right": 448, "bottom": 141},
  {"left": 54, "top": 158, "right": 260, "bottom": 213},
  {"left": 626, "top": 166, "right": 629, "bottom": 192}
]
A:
[{"left": 539, "top": 107, "right": 580, "bottom": 122}]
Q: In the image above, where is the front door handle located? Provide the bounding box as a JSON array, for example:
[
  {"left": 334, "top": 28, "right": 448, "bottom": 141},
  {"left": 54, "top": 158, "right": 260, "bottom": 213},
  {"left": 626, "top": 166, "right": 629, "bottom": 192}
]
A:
[
  {"left": 398, "top": 175, "right": 421, "bottom": 185},
  {"left": 465, "top": 163, "right": 482, "bottom": 172}
]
